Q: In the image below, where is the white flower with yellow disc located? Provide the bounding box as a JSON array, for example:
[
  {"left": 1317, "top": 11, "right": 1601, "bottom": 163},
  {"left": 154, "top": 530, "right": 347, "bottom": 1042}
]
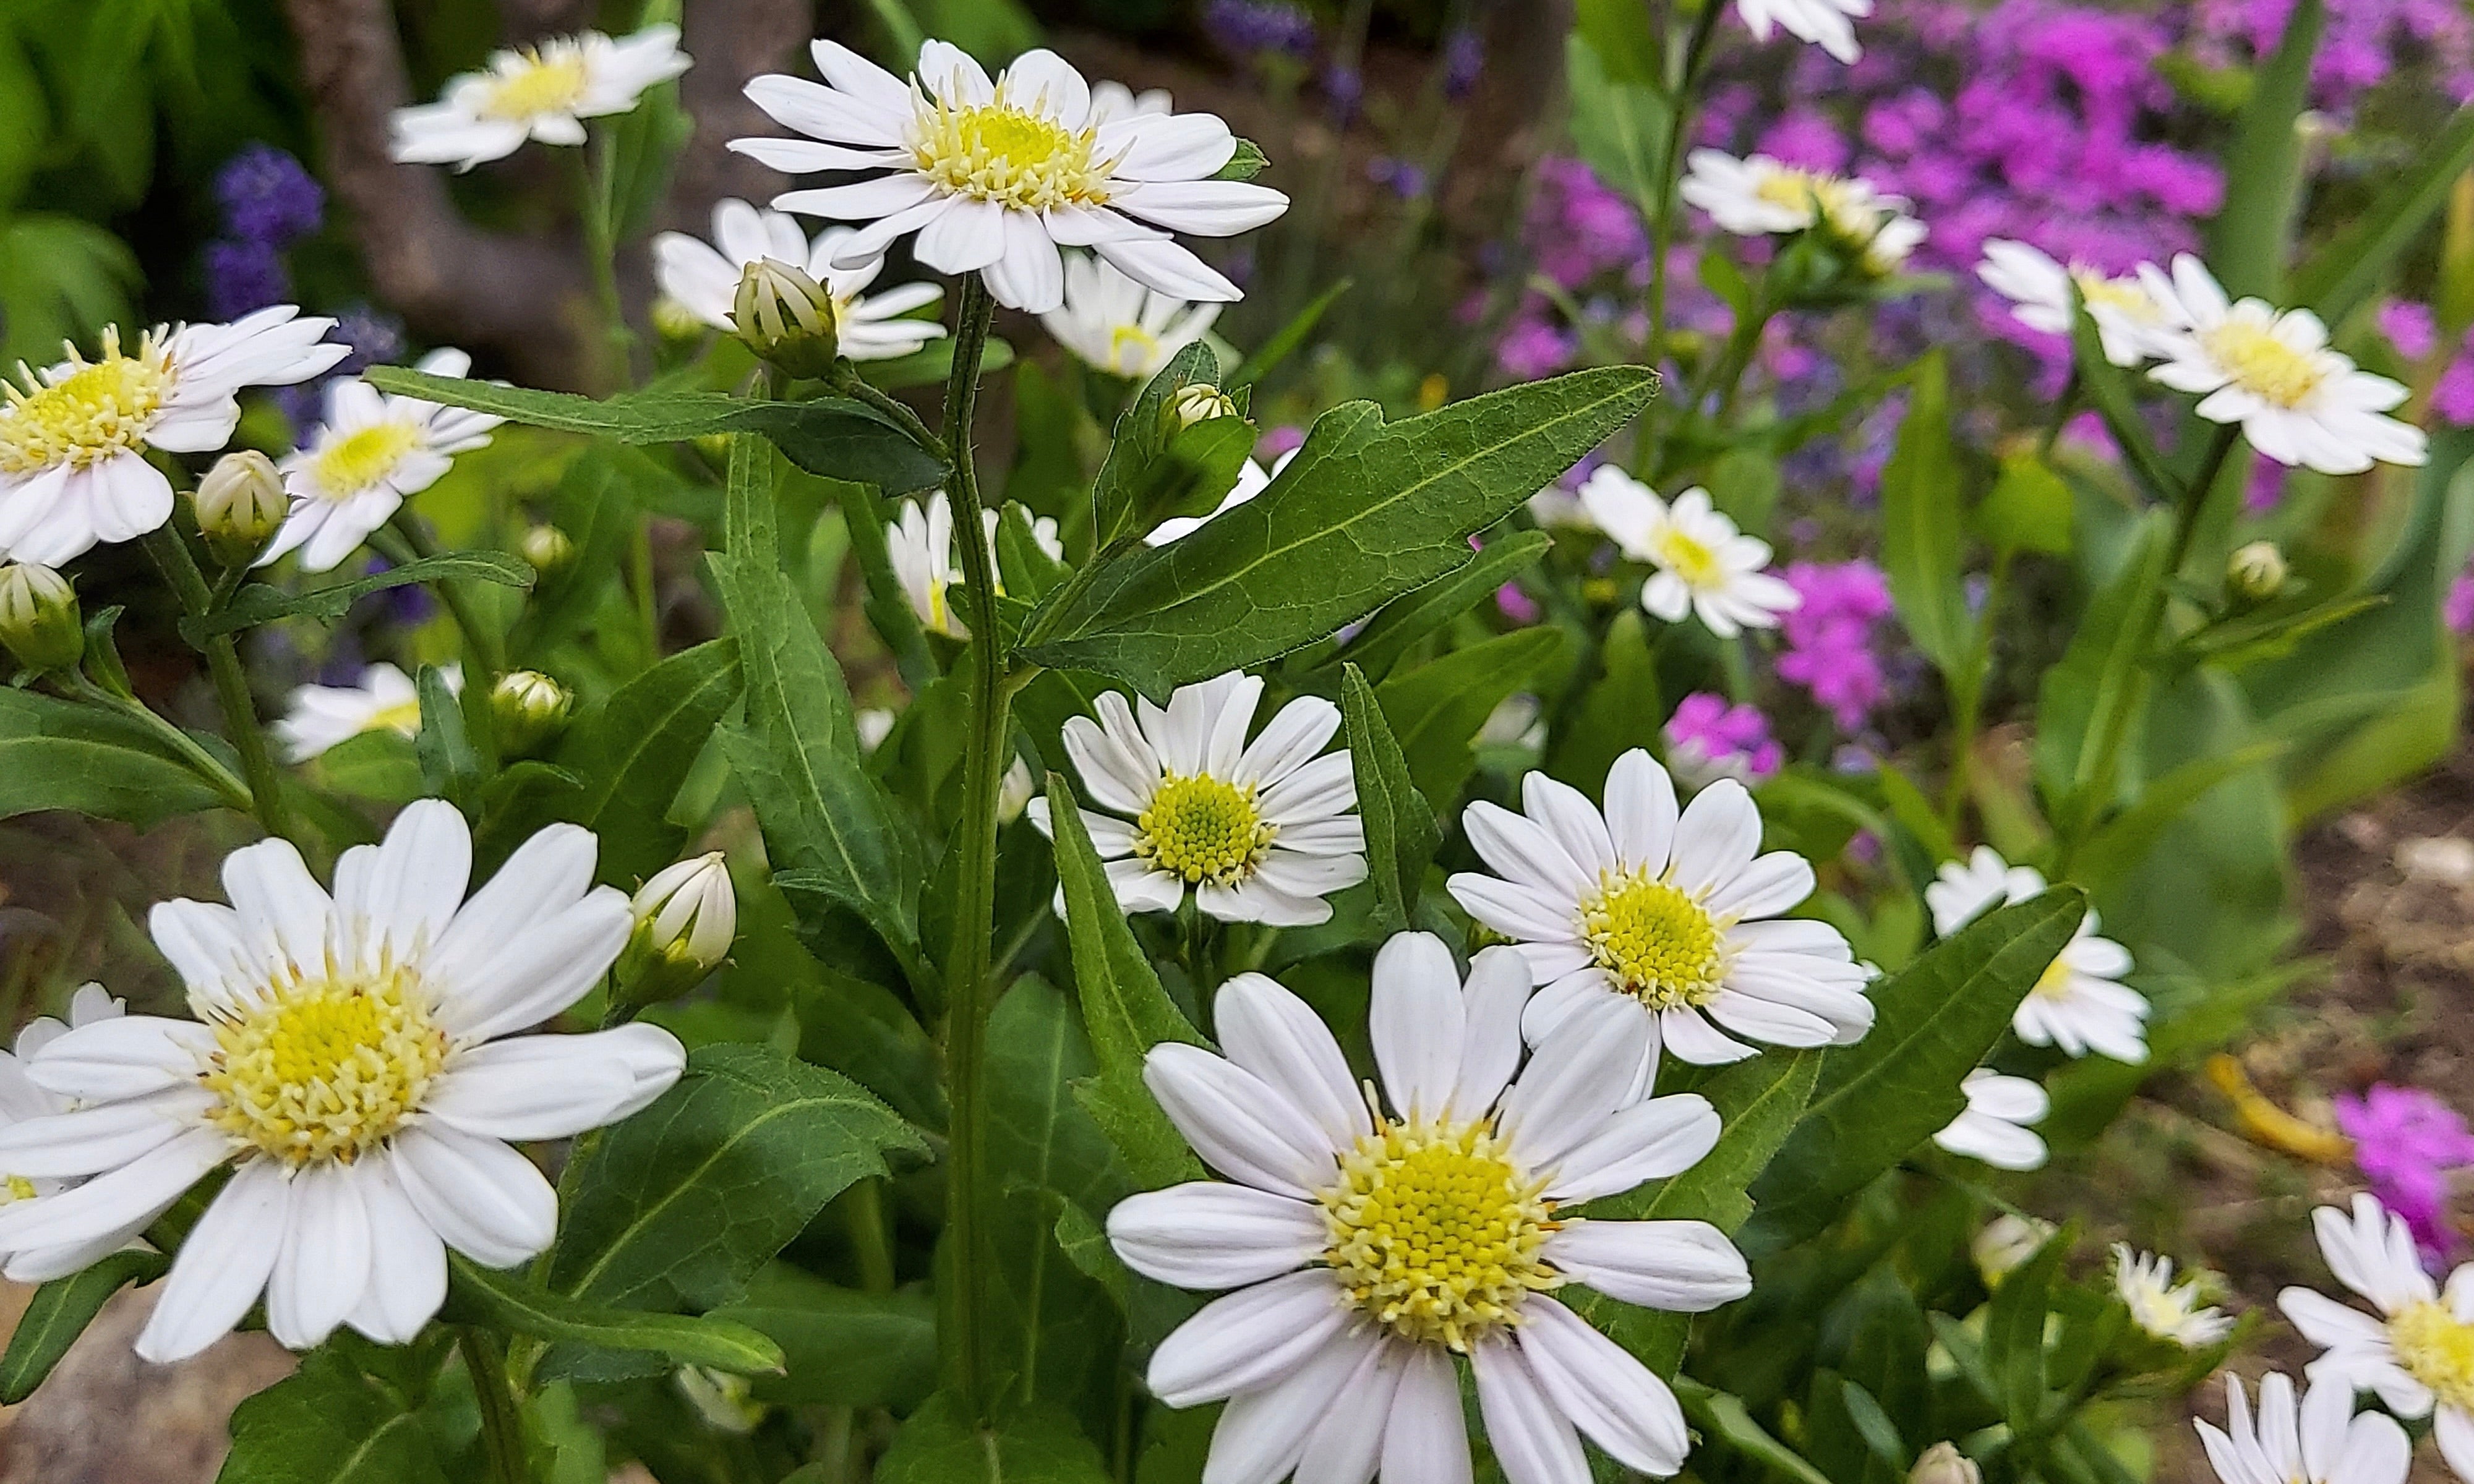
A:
[
  {"left": 390, "top": 25, "right": 691, "bottom": 171},
  {"left": 1110, "top": 934, "right": 1744, "bottom": 1480},
  {"left": 1976, "top": 239, "right": 2171, "bottom": 367},
  {"left": 274, "top": 663, "right": 460, "bottom": 764},
  {"left": 1927, "top": 845, "right": 2148, "bottom": 1064},
  {"left": 0, "top": 802, "right": 685, "bottom": 1362},
  {"left": 884, "top": 490, "right": 1062, "bottom": 639},
  {"left": 1039, "top": 253, "right": 1222, "bottom": 378},
  {"left": 2115, "top": 1243, "right": 2233, "bottom": 1347},
  {"left": 0, "top": 308, "right": 346, "bottom": 566},
  {"left": 2141, "top": 255, "right": 2427, "bottom": 475},
  {"left": 262, "top": 350, "right": 503, "bottom": 573},
  {"left": 731, "top": 40, "right": 1288, "bottom": 312},
  {"left": 1577, "top": 466, "right": 1797, "bottom": 638},
  {"left": 1447, "top": 748, "right": 1873, "bottom": 1083},
  {"left": 0, "top": 984, "right": 135, "bottom": 1282},
  {"left": 651, "top": 199, "right": 947, "bottom": 360},
  {"left": 1027, "top": 671, "right": 1367, "bottom": 926},
  {"left": 2283, "top": 1193, "right": 2474, "bottom": 1480}
]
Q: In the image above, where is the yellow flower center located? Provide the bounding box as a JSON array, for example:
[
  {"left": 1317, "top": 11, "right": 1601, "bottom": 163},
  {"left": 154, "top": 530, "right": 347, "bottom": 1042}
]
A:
[
  {"left": 2031, "top": 950, "right": 2076, "bottom": 1001},
  {"left": 2202, "top": 320, "right": 2327, "bottom": 408},
  {"left": 1319, "top": 1118, "right": 1560, "bottom": 1350},
  {"left": 2073, "top": 270, "right": 2158, "bottom": 322},
  {"left": 1651, "top": 526, "right": 1727, "bottom": 589},
  {"left": 1107, "top": 323, "right": 1162, "bottom": 375},
  {"left": 482, "top": 49, "right": 591, "bottom": 120},
  {"left": 0, "top": 328, "right": 173, "bottom": 475},
  {"left": 201, "top": 968, "right": 449, "bottom": 1167},
  {"left": 910, "top": 97, "right": 1112, "bottom": 211},
  {"left": 363, "top": 696, "right": 424, "bottom": 738},
  {"left": 310, "top": 419, "right": 422, "bottom": 499},
  {"left": 2390, "top": 1301, "right": 2474, "bottom": 1412},
  {"left": 2, "top": 1175, "right": 35, "bottom": 1202},
  {"left": 1581, "top": 868, "right": 1727, "bottom": 1010},
  {"left": 1135, "top": 773, "right": 1273, "bottom": 887}
]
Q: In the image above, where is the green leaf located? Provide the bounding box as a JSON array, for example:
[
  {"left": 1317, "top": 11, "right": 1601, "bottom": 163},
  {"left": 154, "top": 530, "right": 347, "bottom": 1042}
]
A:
[
  {"left": 195, "top": 553, "right": 535, "bottom": 639},
  {"left": 413, "top": 664, "right": 480, "bottom": 809},
  {"left": 546, "top": 1043, "right": 925, "bottom": 1311},
  {"left": 2072, "top": 740, "right": 2286, "bottom": 892},
  {"left": 2185, "top": 594, "right": 2389, "bottom": 672},
  {"left": 0, "top": 689, "right": 230, "bottom": 826},
  {"left": 2206, "top": 0, "right": 2325, "bottom": 301},
  {"left": 1230, "top": 278, "right": 1352, "bottom": 390},
  {"left": 444, "top": 1255, "right": 784, "bottom": 1375},
  {"left": 996, "top": 501, "right": 1069, "bottom": 602},
  {"left": 362, "top": 369, "right": 948, "bottom": 495},
  {"left": 2035, "top": 512, "right": 2172, "bottom": 814},
  {"left": 508, "top": 447, "right": 657, "bottom": 662},
  {"left": 1985, "top": 1225, "right": 2071, "bottom": 1434},
  {"left": 2070, "top": 307, "right": 2179, "bottom": 501},
  {"left": 1880, "top": 352, "right": 1972, "bottom": 675},
  {"left": 1565, "top": 35, "right": 1669, "bottom": 218},
  {"left": 854, "top": 333, "right": 1016, "bottom": 393},
  {"left": 1020, "top": 367, "right": 1656, "bottom": 696},
  {"left": 0, "top": 1247, "right": 166, "bottom": 1402},
  {"left": 1043, "top": 770, "right": 1207, "bottom": 1188},
  {"left": 1212, "top": 138, "right": 1269, "bottom": 182},
  {"left": 1341, "top": 663, "right": 1441, "bottom": 937},
  {"left": 216, "top": 1346, "right": 448, "bottom": 1483},
  {"left": 836, "top": 478, "right": 940, "bottom": 692},
  {"left": 1374, "top": 627, "right": 1567, "bottom": 807},
  {"left": 1089, "top": 342, "right": 1231, "bottom": 550},
  {"left": 1575, "top": 0, "right": 1662, "bottom": 83},
  {"left": 708, "top": 1265, "right": 938, "bottom": 1409},
  {"left": 1977, "top": 453, "right": 2075, "bottom": 559},
  {"left": 1331, "top": 529, "right": 1553, "bottom": 683},
  {"left": 876, "top": 1393, "right": 1113, "bottom": 1483},
  {"left": 2292, "top": 106, "right": 2474, "bottom": 326},
  {"left": 1675, "top": 1379, "right": 1834, "bottom": 1484},
  {"left": 1546, "top": 608, "right": 1662, "bottom": 795},
  {"left": 1744, "top": 890, "right": 2087, "bottom": 1248}
]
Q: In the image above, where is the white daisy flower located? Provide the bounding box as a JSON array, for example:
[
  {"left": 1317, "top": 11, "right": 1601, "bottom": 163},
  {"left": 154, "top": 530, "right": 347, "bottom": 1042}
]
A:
[
  {"left": 1039, "top": 253, "right": 1222, "bottom": 379},
  {"left": 651, "top": 199, "right": 948, "bottom": 360},
  {"left": 1736, "top": 0, "right": 1870, "bottom": 63},
  {"left": 1445, "top": 748, "right": 1874, "bottom": 1082},
  {"left": 0, "top": 985, "right": 138, "bottom": 1282},
  {"left": 1109, "top": 937, "right": 1745, "bottom": 1480},
  {"left": 2196, "top": 1372, "right": 2412, "bottom": 1484},
  {"left": 1575, "top": 466, "right": 1798, "bottom": 638},
  {"left": 273, "top": 663, "right": 461, "bottom": 764},
  {"left": 1931, "top": 1070, "right": 2049, "bottom": 1171},
  {"left": 1976, "top": 239, "right": 2171, "bottom": 367},
  {"left": 2115, "top": 1243, "right": 2233, "bottom": 1348},
  {"left": 2282, "top": 1193, "right": 2474, "bottom": 1477},
  {"left": 1026, "top": 672, "right": 1368, "bottom": 927},
  {"left": 1680, "top": 151, "right": 1912, "bottom": 255},
  {"left": 1089, "top": 80, "right": 1173, "bottom": 125},
  {"left": 730, "top": 40, "right": 1290, "bottom": 313},
  {"left": 1926, "top": 846, "right": 2148, "bottom": 1064},
  {"left": 884, "top": 490, "right": 1063, "bottom": 639},
  {"left": 389, "top": 25, "right": 692, "bottom": 171},
  {"left": 1144, "top": 451, "right": 1296, "bottom": 547},
  {"left": 0, "top": 801, "right": 685, "bottom": 1362},
  {"left": 262, "top": 350, "right": 503, "bottom": 574},
  {"left": 2141, "top": 255, "right": 2428, "bottom": 475},
  {"left": 1972, "top": 1213, "right": 2056, "bottom": 1287},
  {"left": 0, "top": 309, "right": 346, "bottom": 566}
]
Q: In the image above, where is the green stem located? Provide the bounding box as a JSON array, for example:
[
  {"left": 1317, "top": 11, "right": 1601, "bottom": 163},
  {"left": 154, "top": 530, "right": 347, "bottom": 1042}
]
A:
[
  {"left": 573, "top": 139, "right": 634, "bottom": 385},
  {"left": 844, "top": 1178, "right": 896, "bottom": 1295},
  {"left": 1639, "top": 0, "right": 1726, "bottom": 394},
  {"left": 143, "top": 527, "right": 293, "bottom": 842},
  {"left": 383, "top": 516, "right": 507, "bottom": 677},
  {"left": 629, "top": 521, "right": 660, "bottom": 663},
  {"left": 1940, "top": 553, "right": 2010, "bottom": 834},
  {"left": 64, "top": 675, "right": 254, "bottom": 814},
  {"left": 833, "top": 369, "right": 948, "bottom": 460},
  {"left": 460, "top": 1326, "right": 530, "bottom": 1484},
  {"left": 937, "top": 275, "right": 1008, "bottom": 1420}
]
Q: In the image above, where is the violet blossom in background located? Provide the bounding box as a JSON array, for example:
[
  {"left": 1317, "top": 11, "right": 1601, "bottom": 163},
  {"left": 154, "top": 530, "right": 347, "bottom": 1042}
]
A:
[
  {"left": 1323, "top": 62, "right": 1364, "bottom": 121},
  {"left": 205, "top": 238, "right": 292, "bottom": 320},
  {"left": 2446, "top": 568, "right": 2474, "bottom": 635},
  {"left": 2379, "top": 299, "right": 2439, "bottom": 361},
  {"left": 1664, "top": 692, "right": 1786, "bottom": 787},
  {"left": 1776, "top": 560, "right": 1897, "bottom": 730},
  {"left": 1202, "top": 0, "right": 1317, "bottom": 60},
  {"left": 2243, "top": 458, "right": 2288, "bottom": 516},
  {"left": 1258, "top": 425, "right": 1307, "bottom": 460},
  {"left": 215, "top": 143, "right": 325, "bottom": 248},
  {"left": 1496, "top": 318, "right": 1580, "bottom": 380},
  {"left": 1443, "top": 27, "right": 1486, "bottom": 98},
  {"left": 1368, "top": 157, "right": 1432, "bottom": 200},
  {"left": 2334, "top": 1084, "right": 2474, "bottom": 1264}
]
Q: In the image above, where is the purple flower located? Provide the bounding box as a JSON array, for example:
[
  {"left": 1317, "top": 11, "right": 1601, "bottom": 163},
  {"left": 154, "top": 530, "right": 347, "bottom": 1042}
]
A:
[
  {"left": 1776, "top": 560, "right": 1896, "bottom": 731},
  {"left": 1664, "top": 693, "right": 1785, "bottom": 787},
  {"left": 1496, "top": 582, "right": 1541, "bottom": 623},
  {"left": 1443, "top": 27, "right": 1485, "bottom": 98},
  {"left": 204, "top": 238, "right": 291, "bottom": 320},
  {"left": 1495, "top": 313, "right": 1579, "bottom": 381},
  {"left": 2244, "top": 458, "right": 2288, "bottom": 516},
  {"left": 1368, "top": 156, "right": 1431, "bottom": 200},
  {"left": 215, "top": 143, "right": 325, "bottom": 248},
  {"left": 2436, "top": 343, "right": 2474, "bottom": 424},
  {"left": 2381, "top": 299, "right": 2439, "bottom": 361},
  {"left": 2335, "top": 1085, "right": 2474, "bottom": 1264},
  {"left": 1203, "top": 0, "right": 1317, "bottom": 60},
  {"left": 1324, "top": 63, "right": 1364, "bottom": 120},
  {"left": 1259, "top": 424, "right": 1307, "bottom": 459},
  {"left": 2447, "top": 569, "right": 2474, "bottom": 636}
]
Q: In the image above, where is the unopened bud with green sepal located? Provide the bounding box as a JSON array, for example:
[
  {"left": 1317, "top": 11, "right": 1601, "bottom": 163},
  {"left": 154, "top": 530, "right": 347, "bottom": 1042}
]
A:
[
  {"left": 2225, "top": 540, "right": 2288, "bottom": 605},
  {"left": 521, "top": 524, "right": 575, "bottom": 578},
  {"left": 617, "top": 852, "right": 737, "bottom": 1006},
  {"left": 1165, "top": 382, "right": 1240, "bottom": 432},
  {"left": 0, "top": 563, "right": 82, "bottom": 673},
  {"left": 732, "top": 258, "right": 839, "bottom": 380},
  {"left": 195, "top": 451, "right": 288, "bottom": 568},
  {"left": 489, "top": 670, "right": 573, "bottom": 757}
]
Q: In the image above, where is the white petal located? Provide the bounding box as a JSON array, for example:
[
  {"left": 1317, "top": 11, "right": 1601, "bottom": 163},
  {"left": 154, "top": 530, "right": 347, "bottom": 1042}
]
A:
[
  {"left": 390, "top": 1125, "right": 557, "bottom": 1268},
  {"left": 23, "top": 1015, "right": 213, "bottom": 1102},
  {"left": 421, "top": 1030, "right": 660, "bottom": 1141},
  {"left": 1144, "top": 1044, "right": 1339, "bottom": 1197},
  {"left": 1545, "top": 1219, "right": 1750, "bottom": 1312},
  {"left": 1520, "top": 773, "right": 1616, "bottom": 879},
  {"left": 333, "top": 799, "right": 471, "bottom": 971},
  {"left": 1213, "top": 973, "right": 1369, "bottom": 1153},
  {"left": 133, "top": 1157, "right": 288, "bottom": 1363},
  {"left": 1666, "top": 782, "right": 1761, "bottom": 897},
  {"left": 267, "top": 1159, "right": 372, "bottom": 1349},
  {"left": 221, "top": 838, "right": 336, "bottom": 974},
  {"left": 1516, "top": 1296, "right": 1689, "bottom": 1475},
  {"left": 1146, "top": 1269, "right": 1349, "bottom": 1407},
  {"left": 1369, "top": 932, "right": 1466, "bottom": 1123},
  {"left": 424, "top": 824, "right": 599, "bottom": 988},
  {"left": 1499, "top": 994, "right": 1653, "bottom": 1172},
  {"left": 430, "top": 889, "right": 634, "bottom": 1042},
  {"left": 1108, "top": 1180, "right": 1326, "bottom": 1290},
  {"left": 1472, "top": 1339, "right": 1590, "bottom": 1484},
  {"left": 1204, "top": 1327, "right": 1380, "bottom": 1484},
  {"left": 0, "top": 1125, "right": 225, "bottom": 1256},
  {"left": 1451, "top": 947, "right": 1534, "bottom": 1118},
  {"left": 0, "top": 1088, "right": 213, "bottom": 1176},
  {"left": 347, "top": 1150, "right": 449, "bottom": 1344},
  {"left": 1380, "top": 1343, "right": 1473, "bottom": 1484},
  {"left": 1299, "top": 1338, "right": 1406, "bottom": 1484},
  {"left": 1545, "top": 1094, "right": 1721, "bottom": 1205}
]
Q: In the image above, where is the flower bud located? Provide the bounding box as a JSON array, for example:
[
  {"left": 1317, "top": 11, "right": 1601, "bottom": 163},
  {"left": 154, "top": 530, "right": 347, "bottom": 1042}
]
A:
[
  {"left": 520, "top": 523, "right": 575, "bottom": 578},
  {"left": 1911, "top": 1443, "right": 1980, "bottom": 1484},
  {"left": 619, "top": 852, "right": 737, "bottom": 1006},
  {"left": 732, "top": 258, "right": 839, "bottom": 380},
  {"left": 998, "top": 756, "right": 1037, "bottom": 824},
  {"left": 489, "top": 670, "right": 573, "bottom": 757},
  {"left": 195, "top": 450, "right": 288, "bottom": 568},
  {"left": 2226, "top": 540, "right": 2287, "bottom": 604},
  {"left": 1165, "top": 382, "right": 1239, "bottom": 431},
  {"left": 0, "top": 563, "right": 83, "bottom": 673}
]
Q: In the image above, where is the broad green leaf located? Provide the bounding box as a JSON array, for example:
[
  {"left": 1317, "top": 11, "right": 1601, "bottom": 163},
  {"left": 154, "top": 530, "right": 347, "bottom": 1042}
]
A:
[
  {"left": 1546, "top": 608, "right": 1661, "bottom": 795},
  {"left": 546, "top": 1043, "right": 925, "bottom": 1310},
  {"left": 195, "top": 553, "right": 534, "bottom": 639},
  {"left": 444, "top": 1255, "right": 784, "bottom": 1375},
  {"left": 1374, "top": 626, "right": 1567, "bottom": 807},
  {"left": 836, "top": 477, "right": 940, "bottom": 691},
  {"left": 1674, "top": 1379, "right": 1834, "bottom": 1484},
  {"left": 1089, "top": 343, "right": 1233, "bottom": 548},
  {"left": 709, "top": 1264, "right": 938, "bottom": 1409},
  {"left": 1043, "top": 770, "right": 1207, "bottom": 1188},
  {"left": 413, "top": 664, "right": 481, "bottom": 809},
  {"left": 216, "top": 1346, "right": 448, "bottom": 1484},
  {"left": 1744, "top": 890, "right": 2087, "bottom": 1248},
  {"left": 313, "top": 727, "right": 425, "bottom": 804},
  {"left": 2206, "top": 0, "right": 2324, "bottom": 301},
  {"left": 0, "top": 215, "right": 139, "bottom": 370},
  {"left": 1880, "top": 352, "right": 1972, "bottom": 675},
  {"left": 364, "top": 368, "right": 948, "bottom": 495},
  {"left": 2072, "top": 740, "right": 2285, "bottom": 892},
  {"left": 1565, "top": 35, "right": 1669, "bottom": 218},
  {"left": 0, "top": 1247, "right": 166, "bottom": 1402},
  {"left": 1576, "top": 0, "right": 1661, "bottom": 84},
  {"left": 2185, "top": 594, "right": 2389, "bottom": 672},
  {"left": 1020, "top": 367, "right": 1656, "bottom": 696},
  {"left": 2036, "top": 512, "right": 2171, "bottom": 815},
  {"left": 0, "top": 689, "right": 230, "bottom": 826},
  {"left": 996, "top": 501, "right": 1070, "bottom": 602},
  {"left": 1330, "top": 529, "right": 1553, "bottom": 683},
  {"left": 1978, "top": 453, "right": 2074, "bottom": 558},
  {"left": 2293, "top": 106, "right": 2474, "bottom": 326},
  {"left": 1341, "top": 663, "right": 1441, "bottom": 937},
  {"left": 876, "top": 1393, "right": 1113, "bottom": 1483}
]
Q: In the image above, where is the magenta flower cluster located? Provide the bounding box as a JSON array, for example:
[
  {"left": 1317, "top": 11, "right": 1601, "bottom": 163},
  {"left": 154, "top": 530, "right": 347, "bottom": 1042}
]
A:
[
  {"left": 2334, "top": 1084, "right": 2474, "bottom": 1264},
  {"left": 1664, "top": 693, "right": 1785, "bottom": 784},
  {"left": 1776, "top": 561, "right": 1897, "bottom": 731}
]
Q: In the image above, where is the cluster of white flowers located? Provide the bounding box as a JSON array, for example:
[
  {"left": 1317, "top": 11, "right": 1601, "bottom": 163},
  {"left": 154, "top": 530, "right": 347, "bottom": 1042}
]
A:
[
  {"left": 1682, "top": 150, "right": 1926, "bottom": 275},
  {"left": 1928, "top": 845, "right": 2149, "bottom": 1064},
  {"left": 884, "top": 490, "right": 1063, "bottom": 640},
  {"left": 1575, "top": 466, "right": 1800, "bottom": 637}
]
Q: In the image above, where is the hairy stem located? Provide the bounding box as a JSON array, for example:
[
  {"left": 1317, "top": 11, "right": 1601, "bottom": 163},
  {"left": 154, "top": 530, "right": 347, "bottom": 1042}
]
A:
[
  {"left": 460, "top": 1326, "right": 530, "bottom": 1484},
  {"left": 143, "top": 527, "right": 293, "bottom": 843}
]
